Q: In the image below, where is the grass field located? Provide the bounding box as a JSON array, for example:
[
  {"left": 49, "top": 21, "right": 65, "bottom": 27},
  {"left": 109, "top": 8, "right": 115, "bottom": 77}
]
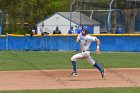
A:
[
  {"left": 0, "top": 51, "right": 139, "bottom": 93},
  {"left": 0, "top": 51, "right": 140, "bottom": 71},
  {"left": 1, "top": 87, "right": 140, "bottom": 93}
]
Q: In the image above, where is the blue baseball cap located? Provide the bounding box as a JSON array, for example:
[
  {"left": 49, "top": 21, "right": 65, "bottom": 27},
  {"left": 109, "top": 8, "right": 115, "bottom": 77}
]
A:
[{"left": 82, "top": 26, "right": 89, "bottom": 34}]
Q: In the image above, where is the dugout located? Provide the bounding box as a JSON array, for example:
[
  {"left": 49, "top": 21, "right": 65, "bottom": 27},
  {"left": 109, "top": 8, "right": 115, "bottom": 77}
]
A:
[{"left": 0, "top": 10, "right": 2, "bottom": 35}]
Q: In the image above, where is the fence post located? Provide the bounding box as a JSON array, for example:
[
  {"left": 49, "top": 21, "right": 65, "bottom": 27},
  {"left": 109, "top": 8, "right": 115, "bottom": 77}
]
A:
[
  {"left": 45, "top": 34, "right": 50, "bottom": 51},
  {"left": 24, "top": 34, "right": 27, "bottom": 51},
  {"left": 6, "top": 32, "right": 8, "bottom": 50}
]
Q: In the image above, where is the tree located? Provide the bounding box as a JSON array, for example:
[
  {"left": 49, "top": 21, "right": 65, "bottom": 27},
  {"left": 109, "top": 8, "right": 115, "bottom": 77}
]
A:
[{"left": 0, "top": 0, "right": 71, "bottom": 34}]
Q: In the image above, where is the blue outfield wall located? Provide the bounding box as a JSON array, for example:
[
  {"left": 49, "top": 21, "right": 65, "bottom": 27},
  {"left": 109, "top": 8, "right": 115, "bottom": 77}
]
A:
[
  {"left": 0, "top": 36, "right": 6, "bottom": 50},
  {"left": 0, "top": 34, "right": 140, "bottom": 52}
]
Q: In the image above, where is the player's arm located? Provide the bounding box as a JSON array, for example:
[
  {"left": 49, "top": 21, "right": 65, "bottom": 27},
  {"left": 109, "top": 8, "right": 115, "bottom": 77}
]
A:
[
  {"left": 95, "top": 38, "right": 100, "bottom": 55},
  {"left": 75, "top": 34, "right": 80, "bottom": 42}
]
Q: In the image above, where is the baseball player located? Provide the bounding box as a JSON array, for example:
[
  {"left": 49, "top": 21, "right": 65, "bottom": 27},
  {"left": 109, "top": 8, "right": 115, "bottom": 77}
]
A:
[{"left": 70, "top": 27, "right": 104, "bottom": 78}]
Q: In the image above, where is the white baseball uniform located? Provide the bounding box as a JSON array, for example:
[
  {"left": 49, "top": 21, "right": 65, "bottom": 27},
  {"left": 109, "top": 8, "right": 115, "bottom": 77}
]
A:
[{"left": 71, "top": 34, "right": 97, "bottom": 65}]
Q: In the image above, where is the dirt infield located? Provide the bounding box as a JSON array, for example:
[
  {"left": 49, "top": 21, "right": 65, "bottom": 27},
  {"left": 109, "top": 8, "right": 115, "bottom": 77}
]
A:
[{"left": 0, "top": 68, "right": 139, "bottom": 91}]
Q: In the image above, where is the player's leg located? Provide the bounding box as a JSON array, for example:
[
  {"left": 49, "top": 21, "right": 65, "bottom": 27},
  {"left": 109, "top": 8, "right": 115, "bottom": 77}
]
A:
[
  {"left": 85, "top": 56, "right": 104, "bottom": 78},
  {"left": 70, "top": 53, "right": 84, "bottom": 76}
]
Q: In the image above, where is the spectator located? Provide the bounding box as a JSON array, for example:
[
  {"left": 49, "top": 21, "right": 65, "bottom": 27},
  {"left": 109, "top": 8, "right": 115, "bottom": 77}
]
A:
[
  {"left": 75, "top": 26, "right": 81, "bottom": 34},
  {"left": 53, "top": 26, "right": 61, "bottom": 34},
  {"left": 68, "top": 26, "right": 75, "bottom": 34},
  {"left": 30, "top": 30, "right": 35, "bottom": 36},
  {"left": 40, "top": 23, "right": 46, "bottom": 36},
  {"left": 115, "top": 25, "right": 123, "bottom": 34}
]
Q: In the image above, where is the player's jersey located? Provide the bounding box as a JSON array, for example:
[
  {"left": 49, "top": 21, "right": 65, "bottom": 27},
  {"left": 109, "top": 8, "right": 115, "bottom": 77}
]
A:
[{"left": 77, "top": 34, "right": 97, "bottom": 51}]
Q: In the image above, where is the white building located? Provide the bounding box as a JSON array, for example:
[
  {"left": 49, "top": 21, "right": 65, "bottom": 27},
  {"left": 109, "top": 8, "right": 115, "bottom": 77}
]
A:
[{"left": 36, "top": 12, "right": 100, "bottom": 34}]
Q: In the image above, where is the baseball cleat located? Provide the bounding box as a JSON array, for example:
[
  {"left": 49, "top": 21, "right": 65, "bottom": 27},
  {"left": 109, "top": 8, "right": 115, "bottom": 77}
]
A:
[
  {"left": 101, "top": 70, "right": 104, "bottom": 78},
  {"left": 70, "top": 72, "right": 77, "bottom": 77}
]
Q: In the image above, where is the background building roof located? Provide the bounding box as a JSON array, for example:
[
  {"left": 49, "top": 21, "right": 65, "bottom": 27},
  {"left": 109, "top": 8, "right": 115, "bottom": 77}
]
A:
[{"left": 57, "top": 12, "right": 100, "bottom": 25}]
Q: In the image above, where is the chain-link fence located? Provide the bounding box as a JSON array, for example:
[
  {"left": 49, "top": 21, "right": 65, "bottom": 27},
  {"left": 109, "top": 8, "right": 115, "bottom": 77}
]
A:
[
  {"left": 71, "top": 0, "right": 140, "bottom": 34},
  {"left": 0, "top": 10, "right": 2, "bottom": 35}
]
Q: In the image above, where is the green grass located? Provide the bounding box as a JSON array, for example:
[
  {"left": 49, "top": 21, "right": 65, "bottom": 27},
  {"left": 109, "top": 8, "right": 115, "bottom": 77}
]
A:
[
  {"left": 0, "top": 51, "right": 140, "bottom": 71},
  {"left": 1, "top": 87, "right": 140, "bottom": 93}
]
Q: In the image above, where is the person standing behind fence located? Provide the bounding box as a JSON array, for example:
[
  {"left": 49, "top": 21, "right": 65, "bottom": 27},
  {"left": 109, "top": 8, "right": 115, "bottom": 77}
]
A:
[
  {"left": 53, "top": 26, "right": 61, "bottom": 34},
  {"left": 68, "top": 26, "right": 75, "bottom": 34},
  {"left": 40, "top": 23, "right": 46, "bottom": 36},
  {"left": 75, "top": 26, "right": 81, "bottom": 34},
  {"left": 30, "top": 30, "right": 35, "bottom": 36},
  {"left": 115, "top": 25, "right": 124, "bottom": 34}
]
